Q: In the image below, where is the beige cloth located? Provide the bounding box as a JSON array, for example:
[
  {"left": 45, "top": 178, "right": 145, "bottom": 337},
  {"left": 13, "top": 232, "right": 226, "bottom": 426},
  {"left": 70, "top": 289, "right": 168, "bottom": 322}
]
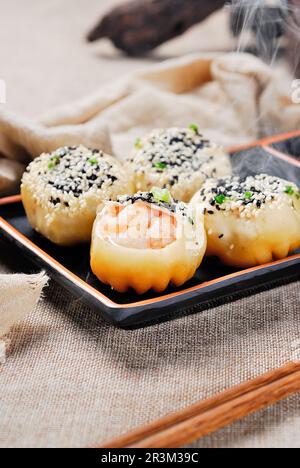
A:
[
  {"left": 0, "top": 271, "right": 299, "bottom": 448},
  {"left": 0, "top": 52, "right": 299, "bottom": 194},
  {"left": 0, "top": 159, "right": 24, "bottom": 196},
  {"left": 0, "top": 273, "right": 48, "bottom": 363}
]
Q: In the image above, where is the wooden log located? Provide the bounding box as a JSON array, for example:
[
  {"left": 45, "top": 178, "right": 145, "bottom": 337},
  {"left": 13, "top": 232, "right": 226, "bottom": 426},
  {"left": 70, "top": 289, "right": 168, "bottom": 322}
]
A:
[{"left": 87, "top": 0, "right": 226, "bottom": 56}]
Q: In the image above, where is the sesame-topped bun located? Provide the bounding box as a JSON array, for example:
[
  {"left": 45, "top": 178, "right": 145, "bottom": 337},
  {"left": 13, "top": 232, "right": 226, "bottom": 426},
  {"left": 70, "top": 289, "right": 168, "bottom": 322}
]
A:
[
  {"left": 21, "top": 145, "right": 134, "bottom": 246},
  {"left": 91, "top": 188, "right": 207, "bottom": 294},
  {"left": 191, "top": 174, "right": 300, "bottom": 268},
  {"left": 127, "top": 127, "right": 232, "bottom": 203}
]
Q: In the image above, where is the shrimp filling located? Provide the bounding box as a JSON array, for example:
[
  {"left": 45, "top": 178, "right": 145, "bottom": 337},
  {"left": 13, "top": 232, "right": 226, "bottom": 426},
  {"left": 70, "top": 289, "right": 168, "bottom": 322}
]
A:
[{"left": 99, "top": 201, "right": 177, "bottom": 249}]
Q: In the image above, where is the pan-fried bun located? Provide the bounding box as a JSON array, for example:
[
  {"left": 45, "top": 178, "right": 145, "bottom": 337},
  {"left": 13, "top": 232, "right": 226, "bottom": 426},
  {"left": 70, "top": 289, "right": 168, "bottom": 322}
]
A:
[
  {"left": 21, "top": 145, "right": 134, "bottom": 246},
  {"left": 127, "top": 127, "right": 231, "bottom": 203},
  {"left": 191, "top": 174, "right": 300, "bottom": 268}
]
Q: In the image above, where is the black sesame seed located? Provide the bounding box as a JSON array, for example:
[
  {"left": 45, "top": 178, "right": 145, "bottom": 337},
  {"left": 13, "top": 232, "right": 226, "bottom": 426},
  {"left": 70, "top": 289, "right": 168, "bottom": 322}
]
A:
[
  {"left": 87, "top": 174, "right": 97, "bottom": 181},
  {"left": 49, "top": 197, "right": 61, "bottom": 206}
]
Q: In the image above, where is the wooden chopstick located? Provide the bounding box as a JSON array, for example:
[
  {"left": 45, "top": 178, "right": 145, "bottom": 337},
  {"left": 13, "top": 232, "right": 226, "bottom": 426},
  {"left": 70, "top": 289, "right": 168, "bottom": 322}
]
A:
[{"left": 100, "top": 362, "right": 300, "bottom": 448}]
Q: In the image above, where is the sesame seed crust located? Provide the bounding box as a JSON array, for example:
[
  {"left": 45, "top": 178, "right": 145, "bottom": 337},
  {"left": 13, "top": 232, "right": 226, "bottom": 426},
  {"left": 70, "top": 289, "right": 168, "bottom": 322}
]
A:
[
  {"left": 21, "top": 145, "right": 134, "bottom": 245},
  {"left": 127, "top": 128, "right": 232, "bottom": 202},
  {"left": 115, "top": 191, "right": 188, "bottom": 217},
  {"left": 22, "top": 145, "right": 133, "bottom": 213}
]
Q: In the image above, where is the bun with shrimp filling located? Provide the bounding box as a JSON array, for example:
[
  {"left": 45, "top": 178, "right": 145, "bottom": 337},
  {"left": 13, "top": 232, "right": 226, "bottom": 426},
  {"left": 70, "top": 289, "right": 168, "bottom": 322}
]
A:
[
  {"left": 191, "top": 174, "right": 300, "bottom": 268},
  {"left": 127, "top": 127, "right": 232, "bottom": 203},
  {"left": 91, "top": 188, "right": 207, "bottom": 294},
  {"left": 21, "top": 145, "right": 134, "bottom": 246}
]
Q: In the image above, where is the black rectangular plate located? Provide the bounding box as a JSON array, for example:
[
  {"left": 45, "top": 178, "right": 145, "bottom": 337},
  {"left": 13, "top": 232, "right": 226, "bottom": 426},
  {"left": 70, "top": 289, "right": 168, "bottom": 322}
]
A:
[
  {"left": 271, "top": 135, "right": 300, "bottom": 161},
  {"left": 1, "top": 134, "right": 300, "bottom": 329}
]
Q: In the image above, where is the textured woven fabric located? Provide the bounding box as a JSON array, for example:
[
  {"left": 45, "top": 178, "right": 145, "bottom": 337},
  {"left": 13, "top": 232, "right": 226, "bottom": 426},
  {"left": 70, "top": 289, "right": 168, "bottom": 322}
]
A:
[
  {"left": 1, "top": 252, "right": 300, "bottom": 448},
  {"left": 0, "top": 272, "right": 48, "bottom": 362},
  {"left": 1, "top": 0, "right": 300, "bottom": 449}
]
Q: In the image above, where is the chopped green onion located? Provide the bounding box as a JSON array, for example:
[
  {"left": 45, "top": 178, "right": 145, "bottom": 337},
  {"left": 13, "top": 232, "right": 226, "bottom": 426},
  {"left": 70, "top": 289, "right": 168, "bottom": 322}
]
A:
[
  {"left": 285, "top": 186, "right": 294, "bottom": 196},
  {"left": 154, "top": 162, "right": 167, "bottom": 169},
  {"left": 151, "top": 187, "right": 172, "bottom": 205},
  {"left": 189, "top": 123, "right": 199, "bottom": 134},
  {"left": 48, "top": 155, "right": 60, "bottom": 169},
  {"left": 135, "top": 138, "right": 143, "bottom": 149},
  {"left": 244, "top": 191, "right": 253, "bottom": 200},
  {"left": 88, "top": 158, "right": 98, "bottom": 165},
  {"left": 215, "top": 194, "right": 226, "bottom": 205}
]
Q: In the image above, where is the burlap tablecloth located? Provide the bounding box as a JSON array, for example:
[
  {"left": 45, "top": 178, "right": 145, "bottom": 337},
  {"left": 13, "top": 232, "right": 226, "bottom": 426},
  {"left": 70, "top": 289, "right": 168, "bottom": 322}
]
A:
[{"left": 1, "top": 0, "right": 300, "bottom": 448}]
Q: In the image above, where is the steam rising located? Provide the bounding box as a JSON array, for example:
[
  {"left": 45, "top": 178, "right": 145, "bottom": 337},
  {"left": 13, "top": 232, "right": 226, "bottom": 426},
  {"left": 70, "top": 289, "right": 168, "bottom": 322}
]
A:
[
  {"left": 232, "top": 146, "right": 300, "bottom": 185},
  {"left": 227, "top": 1, "right": 300, "bottom": 183}
]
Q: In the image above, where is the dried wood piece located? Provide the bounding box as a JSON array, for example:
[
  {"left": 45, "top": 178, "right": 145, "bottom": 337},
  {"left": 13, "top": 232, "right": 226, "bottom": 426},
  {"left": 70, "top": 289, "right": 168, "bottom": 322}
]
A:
[{"left": 87, "top": 0, "right": 226, "bottom": 55}]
